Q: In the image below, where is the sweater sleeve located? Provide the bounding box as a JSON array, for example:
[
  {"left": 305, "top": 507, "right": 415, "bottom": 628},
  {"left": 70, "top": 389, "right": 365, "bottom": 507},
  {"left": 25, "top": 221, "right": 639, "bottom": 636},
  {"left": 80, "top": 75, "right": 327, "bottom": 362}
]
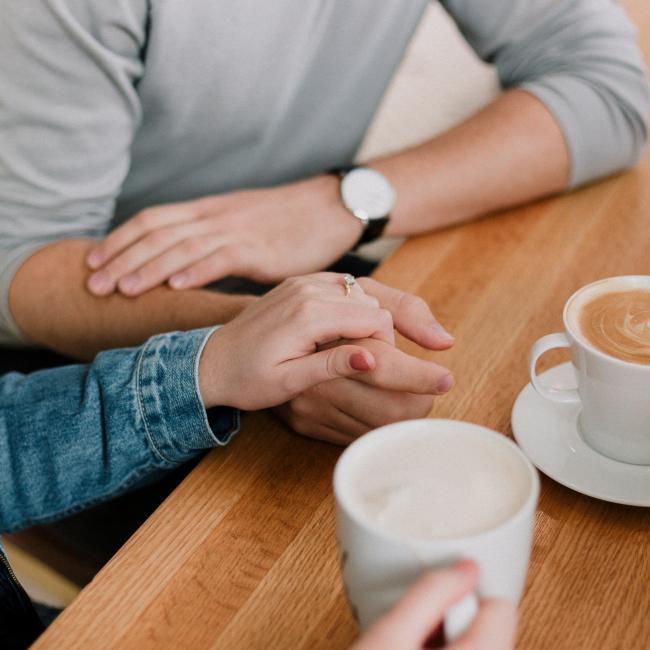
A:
[
  {"left": 441, "top": 0, "right": 650, "bottom": 188},
  {"left": 0, "top": 0, "right": 148, "bottom": 344}
]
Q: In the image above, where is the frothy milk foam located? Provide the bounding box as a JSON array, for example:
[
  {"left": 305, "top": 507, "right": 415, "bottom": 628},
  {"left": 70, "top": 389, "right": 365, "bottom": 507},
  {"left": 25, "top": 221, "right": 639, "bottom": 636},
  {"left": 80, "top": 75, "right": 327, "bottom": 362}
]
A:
[
  {"left": 567, "top": 279, "right": 650, "bottom": 365},
  {"left": 345, "top": 428, "right": 531, "bottom": 541}
]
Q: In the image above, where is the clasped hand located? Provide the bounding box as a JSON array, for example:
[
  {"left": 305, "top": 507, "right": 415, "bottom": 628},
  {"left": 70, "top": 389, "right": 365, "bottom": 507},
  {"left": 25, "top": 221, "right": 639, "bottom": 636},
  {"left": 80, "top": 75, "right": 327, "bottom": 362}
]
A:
[
  {"left": 86, "top": 181, "right": 454, "bottom": 442},
  {"left": 198, "top": 273, "right": 454, "bottom": 445}
]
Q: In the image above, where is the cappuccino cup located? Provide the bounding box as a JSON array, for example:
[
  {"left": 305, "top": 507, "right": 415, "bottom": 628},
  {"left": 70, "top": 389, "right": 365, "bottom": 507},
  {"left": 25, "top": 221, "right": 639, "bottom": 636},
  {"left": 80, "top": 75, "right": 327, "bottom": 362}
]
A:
[
  {"left": 529, "top": 276, "right": 650, "bottom": 465},
  {"left": 333, "top": 419, "right": 539, "bottom": 640}
]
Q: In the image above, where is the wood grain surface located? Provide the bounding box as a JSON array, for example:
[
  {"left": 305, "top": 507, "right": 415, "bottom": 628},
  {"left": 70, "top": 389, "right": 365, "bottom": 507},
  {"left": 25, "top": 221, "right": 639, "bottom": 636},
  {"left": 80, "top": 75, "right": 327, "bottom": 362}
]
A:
[{"left": 35, "top": 2, "right": 650, "bottom": 648}]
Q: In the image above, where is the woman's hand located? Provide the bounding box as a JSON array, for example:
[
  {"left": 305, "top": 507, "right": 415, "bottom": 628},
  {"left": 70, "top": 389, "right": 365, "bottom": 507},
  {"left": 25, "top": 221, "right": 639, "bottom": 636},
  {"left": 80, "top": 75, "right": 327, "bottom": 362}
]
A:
[
  {"left": 85, "top": 176, "right": 361, "bottom": 296},
  {"left": 274, "top": 339, "right": 448, "bottom": 444},
  {"left": 275, "top": 277, "right": 455, "bottom": 444},
  {"left": 198, "top": 273, "right": 451, "bottom": 412},
  {"left": 352, "top": 561, "right": 517, "bottom": 650}
]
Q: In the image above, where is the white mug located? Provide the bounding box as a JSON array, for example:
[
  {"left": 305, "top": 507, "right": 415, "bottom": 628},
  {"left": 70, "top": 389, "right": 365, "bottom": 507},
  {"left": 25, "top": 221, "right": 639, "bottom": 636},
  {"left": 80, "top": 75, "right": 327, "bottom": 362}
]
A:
[
  {"left": 529, "top": 276, "right": 650, "bottom": 465},
  {"left": 333, "top": 419, "right": 539, "bottom": 640}
]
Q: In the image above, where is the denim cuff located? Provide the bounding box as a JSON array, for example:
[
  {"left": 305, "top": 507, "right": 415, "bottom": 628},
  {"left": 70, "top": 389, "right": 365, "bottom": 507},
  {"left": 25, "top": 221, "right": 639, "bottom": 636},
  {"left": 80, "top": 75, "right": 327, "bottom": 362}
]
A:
[{"left": 136, "top": 327, "right": 240, "bottom": 465}]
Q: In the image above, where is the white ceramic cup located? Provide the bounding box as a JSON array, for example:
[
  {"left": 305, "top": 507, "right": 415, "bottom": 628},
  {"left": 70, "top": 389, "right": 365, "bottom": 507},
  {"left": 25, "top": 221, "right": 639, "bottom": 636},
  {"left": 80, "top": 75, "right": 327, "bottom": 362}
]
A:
[
  {"left": 529, "top": 276, "right": 650, "bottom": 465},
  {"left": 333, "top": 419, "right": 539, "bottom": 640}
]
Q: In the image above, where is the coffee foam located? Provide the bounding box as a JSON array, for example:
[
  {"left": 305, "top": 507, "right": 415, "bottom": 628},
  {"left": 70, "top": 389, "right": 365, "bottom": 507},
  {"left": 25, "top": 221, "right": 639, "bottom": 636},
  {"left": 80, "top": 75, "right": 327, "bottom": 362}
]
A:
[
  {"left": 567, "top": 279, "right": 650, "bottom": 365},
  {"left": 344, "top": 429, "right": 531, "bottom": 541}
]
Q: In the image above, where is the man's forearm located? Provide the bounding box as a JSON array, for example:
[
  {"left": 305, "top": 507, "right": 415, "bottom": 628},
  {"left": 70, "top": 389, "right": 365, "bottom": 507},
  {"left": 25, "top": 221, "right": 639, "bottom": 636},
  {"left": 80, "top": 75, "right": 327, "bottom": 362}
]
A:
[
  {"left": 370, "top": 89, "right": 570, "bottom": 236},
  {"left": 9, "top": 239, "right": 254, "bottom": 359}
]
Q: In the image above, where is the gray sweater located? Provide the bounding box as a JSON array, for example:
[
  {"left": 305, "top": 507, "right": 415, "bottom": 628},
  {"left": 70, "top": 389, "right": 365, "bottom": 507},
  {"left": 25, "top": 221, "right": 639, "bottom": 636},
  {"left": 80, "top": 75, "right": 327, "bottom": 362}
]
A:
[{"left": 1, "top": 0, "right": 648, "bottom": 344}]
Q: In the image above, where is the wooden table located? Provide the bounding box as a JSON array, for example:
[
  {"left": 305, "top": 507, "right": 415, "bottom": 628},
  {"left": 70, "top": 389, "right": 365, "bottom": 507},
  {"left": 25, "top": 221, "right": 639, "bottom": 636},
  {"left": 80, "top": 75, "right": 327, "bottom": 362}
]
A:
[{"left": 36, "top": 3, "right": 650, "bottom": 648}]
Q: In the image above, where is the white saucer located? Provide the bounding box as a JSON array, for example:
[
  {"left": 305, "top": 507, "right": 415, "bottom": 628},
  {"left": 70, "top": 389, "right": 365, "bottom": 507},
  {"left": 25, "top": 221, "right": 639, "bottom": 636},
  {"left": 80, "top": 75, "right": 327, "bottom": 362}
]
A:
[{"left": 512, "top": 362, "right": 650, "bottom": 507}]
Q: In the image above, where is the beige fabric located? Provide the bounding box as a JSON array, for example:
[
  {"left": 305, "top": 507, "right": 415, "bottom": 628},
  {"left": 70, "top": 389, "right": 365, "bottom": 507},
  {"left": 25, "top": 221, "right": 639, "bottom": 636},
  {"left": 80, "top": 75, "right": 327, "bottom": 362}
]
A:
[{"left": 357, "top": 5, "right": 499, "bottom": 260}]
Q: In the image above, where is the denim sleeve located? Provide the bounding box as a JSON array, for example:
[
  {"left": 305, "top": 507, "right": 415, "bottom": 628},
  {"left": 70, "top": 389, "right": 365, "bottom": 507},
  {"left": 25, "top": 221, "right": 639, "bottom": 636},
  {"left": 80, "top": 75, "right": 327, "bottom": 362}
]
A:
[
  {"left": 0, "top": 328, "right": 239, "bottom": 533},
  {"left": 442, "top": 0, "right": 650, "bottom": 188}
]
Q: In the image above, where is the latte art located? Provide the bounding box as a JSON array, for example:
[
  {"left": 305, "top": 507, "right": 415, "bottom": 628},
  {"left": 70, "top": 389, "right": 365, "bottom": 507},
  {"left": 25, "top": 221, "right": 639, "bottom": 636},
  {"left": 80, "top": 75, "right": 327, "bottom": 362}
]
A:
[{"left": 579, "top": 290, "right": 650, "bottom": 364}]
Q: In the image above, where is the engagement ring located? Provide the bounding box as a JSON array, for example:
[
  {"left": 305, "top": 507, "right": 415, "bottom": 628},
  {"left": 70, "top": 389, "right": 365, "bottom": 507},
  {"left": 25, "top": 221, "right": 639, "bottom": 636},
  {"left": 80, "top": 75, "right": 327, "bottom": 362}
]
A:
[{"left": 343, "top": 273, "right": 356, "bottom": 297}]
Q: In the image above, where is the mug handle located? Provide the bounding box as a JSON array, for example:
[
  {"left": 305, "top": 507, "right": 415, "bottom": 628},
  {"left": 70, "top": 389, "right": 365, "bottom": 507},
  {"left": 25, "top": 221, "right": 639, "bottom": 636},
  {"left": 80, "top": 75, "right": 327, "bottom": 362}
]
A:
[
  {"left": 444, "top": 592, "right": 479, "bottom": 642},
  {"left": 528, "top": 333, "right": 580, "bottom": 403}
]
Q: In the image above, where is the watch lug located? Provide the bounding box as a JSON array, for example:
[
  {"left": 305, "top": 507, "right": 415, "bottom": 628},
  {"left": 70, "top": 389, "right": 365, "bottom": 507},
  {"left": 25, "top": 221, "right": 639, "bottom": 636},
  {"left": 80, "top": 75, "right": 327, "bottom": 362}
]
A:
[{"left": 352, "top": 208, "right": 370, "bottom": 226}]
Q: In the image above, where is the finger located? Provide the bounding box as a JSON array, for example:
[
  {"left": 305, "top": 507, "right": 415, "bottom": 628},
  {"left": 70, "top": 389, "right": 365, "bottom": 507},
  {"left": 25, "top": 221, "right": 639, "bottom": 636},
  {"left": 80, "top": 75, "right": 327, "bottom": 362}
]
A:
[
  {"left": 357, "top": 277, "right": 454, "bottom": 350},
  {"left": 278, "top": 275, "right": 380, "bottom": 312},
  {"left": 118, "top": 233, "right": 228, "bottom": 296},
  {"left": 360, "top": 561, "right": 479, "bottom": 649},
  {"left": 351, "top": 339, "right": 453, "bottom": 395},
  {"left": 293, "top": 301, "right": 395, "bottom": 347},
  {"left": 289, "top": 391, "right": 370, "bottom": 438},
  {"left": 318, "top": 378, "right": 434, "bottom": 429},
  {"left": 88, "top": 222, "right": 217, "bottom": 296},
  {"left": 279, "top": 344, "right": 376, "bottom": 396},
  {"left": 315, "top": 405, "right": 369, "bottom": 439},
  {"left": 87, "top": 202, "right": 201, "bottom": 269},
  {"left": 291, "top": 420, "right": 354, "bottom": 446},
  {"left": 452, "top": 598, "right": 518, "bottom": 650},
  {"left": 274, "top": 400, "right": 358, "bottom": 445},
  {"left": 168, "top": 245, "right": 247, "bottom": 289},
  {"left": 274, "top": 384, "right": 372, "bottom": 439},
  {"left": 311, "top": 272, "right": 370, "bottom": 300}
]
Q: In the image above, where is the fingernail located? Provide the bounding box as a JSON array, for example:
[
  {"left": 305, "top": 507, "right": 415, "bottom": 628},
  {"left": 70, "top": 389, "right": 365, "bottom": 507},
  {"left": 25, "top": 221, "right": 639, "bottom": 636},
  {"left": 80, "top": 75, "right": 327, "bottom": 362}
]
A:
[
  {"left": 350, "top": 352, "right": 372, "bottom": 371},
  {"left": 454, "top": 559, "right": 478, "bottom": 576},
  {"left": 88, "top": 271, "right": 110, "bottom": 294},
  {"left": 169, "top": 273, "right": 187, "bottom": 289},
  {"left": 436, "top": 374, "right": 454, "bottom": 394},
  {"left": 86, "top": 250, "right": 105, "bottom": 269},
  {"left": 119, "top": 273, "right": 140, "bottom": 293},
  {"left": 432, "top": 323, "right": 454, "bottom": 342}
]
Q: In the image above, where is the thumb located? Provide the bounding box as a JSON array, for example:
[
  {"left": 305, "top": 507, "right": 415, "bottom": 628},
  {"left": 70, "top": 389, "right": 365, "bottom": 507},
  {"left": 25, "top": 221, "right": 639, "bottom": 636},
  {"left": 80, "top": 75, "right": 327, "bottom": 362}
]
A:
[{"left": 280, "top": 345, "right": 376, "bottom": 395}]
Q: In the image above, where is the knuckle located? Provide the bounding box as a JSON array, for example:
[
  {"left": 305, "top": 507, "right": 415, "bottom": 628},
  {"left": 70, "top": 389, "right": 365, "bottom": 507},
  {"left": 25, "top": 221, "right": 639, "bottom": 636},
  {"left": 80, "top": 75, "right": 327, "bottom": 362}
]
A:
[
  {"left": 283, "top": 276, "right": 302, "bottom": 289},
  {"left": 356, "top": 276, "right": 372, "bottom": 291},
  {"left": 103, "top": 259, "right": 126, "bottom": 279},
  {"left": 325, "top": 349, "right": 340, "bottom": 380},
  {"left": 413, "top": 295, "right": 429, "bottom": 311},
  {"left": 179, "top": 237, "right": 205, "bottom": 257},
  {"left": 223, "top": 245, "right": 243, "bottom": 265},
  {"left": 290, "top": 396, "right": 312, "bottom": 419},
  {"left": 289, "top": 416, "right": 311, "bottom": 436},
  {"left": 279, "top": 276, "right": 302, "bottom": 294},
  {"left": 398, "top": 291, "right": 422, "bottom": 314},
  {"left": 136, "top": 209, "right": 158, "bottom": 229},
  {"left": 294, "top": 297, "right": 321, "bottom": 322},
  {"left": 295, "top": 277, "right": 319, "bottom": 298},
  {"left": 278, "top": 371, "right": 301, "bottom": 397},
  {"left": 378, "top": 308, "right": 394, "bottom": 328},
  {"left": 363, "top": 295, "right": 380, "bottom": 309},
  {"left": 145, "top": 229, "right": 169, "bottom": 247}
]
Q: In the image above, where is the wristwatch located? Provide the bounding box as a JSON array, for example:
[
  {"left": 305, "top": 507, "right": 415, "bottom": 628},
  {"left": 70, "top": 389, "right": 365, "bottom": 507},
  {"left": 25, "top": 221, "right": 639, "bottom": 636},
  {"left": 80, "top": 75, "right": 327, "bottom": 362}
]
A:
[{"left": 329, "top": 165, "right": 396, "bottom": 249}]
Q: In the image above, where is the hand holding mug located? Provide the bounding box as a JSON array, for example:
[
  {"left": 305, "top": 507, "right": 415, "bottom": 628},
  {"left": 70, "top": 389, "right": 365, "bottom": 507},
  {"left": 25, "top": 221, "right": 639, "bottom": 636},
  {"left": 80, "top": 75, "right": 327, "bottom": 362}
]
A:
[
  {"left": 334, "top": 420, "right": 538, "bottom": 641},
  {"left": 352, "top": 562, "right": 517, "bottom": 650}
]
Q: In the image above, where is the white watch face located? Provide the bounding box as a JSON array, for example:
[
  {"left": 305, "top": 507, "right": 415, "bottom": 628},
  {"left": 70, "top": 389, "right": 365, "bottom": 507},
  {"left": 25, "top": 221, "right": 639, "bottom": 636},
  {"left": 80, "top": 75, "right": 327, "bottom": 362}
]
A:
[{"left": 341, "top": 167, "right": 396, "bottom": 222}]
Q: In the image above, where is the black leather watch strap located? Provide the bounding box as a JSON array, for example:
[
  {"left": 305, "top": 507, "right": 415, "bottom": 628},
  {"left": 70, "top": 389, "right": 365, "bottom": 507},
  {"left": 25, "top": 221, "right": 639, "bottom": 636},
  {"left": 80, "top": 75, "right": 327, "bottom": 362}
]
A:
[
  {"left": 328, "top": 165, "right": 357, "bottom": 179},
  {"left": 356, "top": 215, "right": 389, "bottom": 247},
  {"left": 328, "top": 166, "right": 390, "bottom": 249}
]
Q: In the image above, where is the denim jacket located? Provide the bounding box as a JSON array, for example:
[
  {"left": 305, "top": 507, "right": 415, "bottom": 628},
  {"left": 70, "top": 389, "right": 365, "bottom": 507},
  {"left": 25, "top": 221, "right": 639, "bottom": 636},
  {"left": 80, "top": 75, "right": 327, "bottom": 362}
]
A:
[{"left": 0, "top": 328, "right": 239, "bottom": 648}]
